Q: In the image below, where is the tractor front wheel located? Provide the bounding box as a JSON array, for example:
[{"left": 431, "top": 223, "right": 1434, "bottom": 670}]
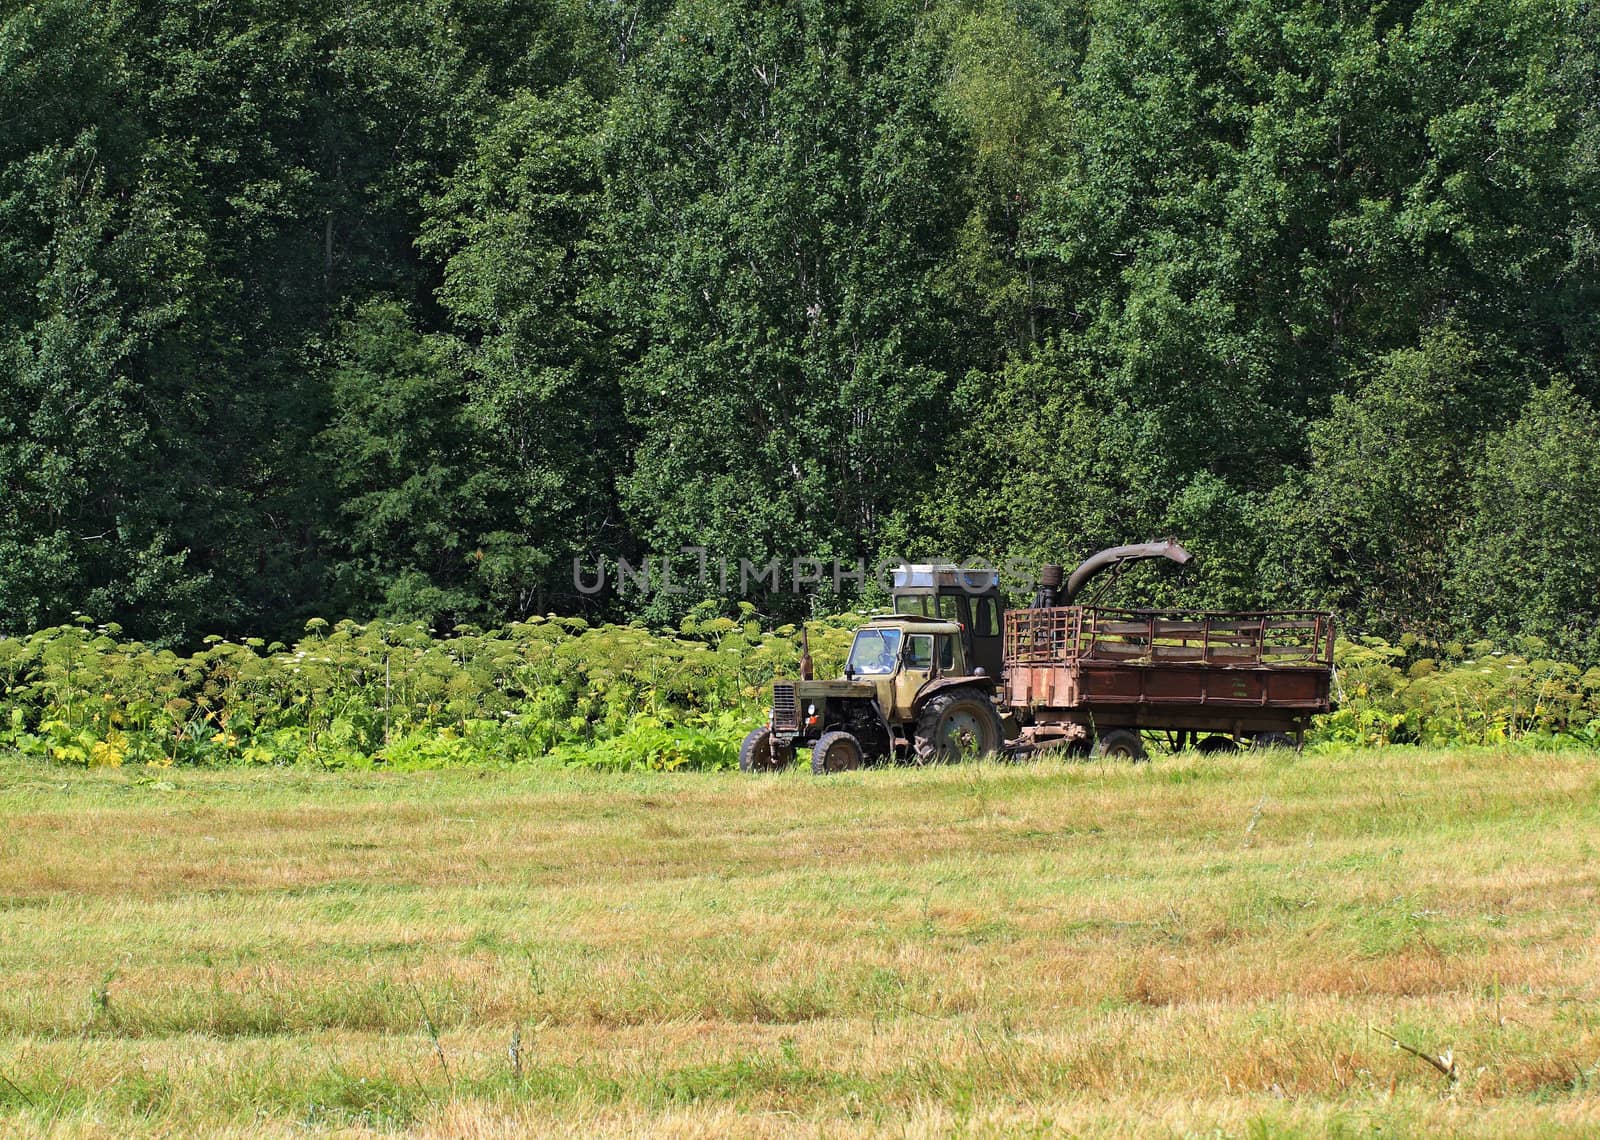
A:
[
  {"left": 739, "top": 727, "right": 792, "bottom": 773},
  {"left": 913, "top": 688, "right": 1003, "bottom": 764},
  {"left": 812, "top": 731, "right": 865, "bottom": 774}
]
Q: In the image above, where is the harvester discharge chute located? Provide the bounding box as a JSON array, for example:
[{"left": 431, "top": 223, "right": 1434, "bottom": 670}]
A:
[{"left": 1032, "top": 539, "right": 1193, "bottom": 608}]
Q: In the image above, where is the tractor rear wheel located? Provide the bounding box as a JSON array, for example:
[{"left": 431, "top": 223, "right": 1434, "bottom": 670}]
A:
[
  {"left": 811, "top": 731, "right": 865, "bottom": 774},
  {"left": 913, "top": 688, "right": 1003, "bottom": 764},
  {"left": 739, "top": 727, "right": 791, "bottom": 772},
  {"left": 1093, "top": 729, "right": 1148, "bottom": 762}
]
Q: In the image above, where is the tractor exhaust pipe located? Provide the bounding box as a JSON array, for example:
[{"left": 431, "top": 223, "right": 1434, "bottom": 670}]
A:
[{"left": 1032, "top": 563, "right": 1065, "bottom": 608}]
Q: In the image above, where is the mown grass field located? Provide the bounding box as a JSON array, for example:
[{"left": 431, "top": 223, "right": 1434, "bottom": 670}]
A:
[{"left": 1, "top": 746, "right": 1597, "bottom": 1137}]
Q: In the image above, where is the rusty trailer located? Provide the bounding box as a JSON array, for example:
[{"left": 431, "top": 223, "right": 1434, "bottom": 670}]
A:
[{"left": 1003, "top": 606, "right": 1335, "bottom": 756}]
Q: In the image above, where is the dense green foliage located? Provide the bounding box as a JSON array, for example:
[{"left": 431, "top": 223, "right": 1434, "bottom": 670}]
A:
[
  {"left": 2, "top": 0, "right": 1597, "bottom": 657},
  {"left": 0, "top": 612, "right": 859, "bottom": 770},
  {"left": 2, "top": 617, "right": 1596, "bottom": 770}
]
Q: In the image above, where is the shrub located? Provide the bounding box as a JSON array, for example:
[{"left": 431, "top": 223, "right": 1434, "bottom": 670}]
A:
[
  {"left": 1312, "top": 635, "right": 1600, "bottom": 747},
  {"left": 0, "top": 604, "right": 858, "bottom": 770},
  {"left": 3, "top": 612, "right": 1593, "bottom": 769}
]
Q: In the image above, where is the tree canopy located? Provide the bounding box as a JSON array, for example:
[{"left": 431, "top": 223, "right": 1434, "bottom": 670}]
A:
[{"left": 2, "top": 0, "right": 1597, "bottom": 657}]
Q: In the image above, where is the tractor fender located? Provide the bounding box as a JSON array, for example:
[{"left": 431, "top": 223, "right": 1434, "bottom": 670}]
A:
[{"left": 911, "top": 675, "right": 997, "bottom": 714}]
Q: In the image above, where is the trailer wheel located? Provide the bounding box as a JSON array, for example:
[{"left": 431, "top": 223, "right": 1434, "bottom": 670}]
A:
[
  {"left": 913, "top": 688, "right": 1003, "bottom": 764},
  {"left": 1093, "top": 729, "right": 1148, "bottom": 762},
  {"left": 1250, "top": 732, "right": 1296, "bottom": 751},
  {"left": 811, "top": 731, "right": 865, "bottom": 774},
  {"left": 1196, "top": 735, "right": 1239, "bottom": 754},
  {"left": 739, "top": 727, "right": 791, "bottom": 772}
]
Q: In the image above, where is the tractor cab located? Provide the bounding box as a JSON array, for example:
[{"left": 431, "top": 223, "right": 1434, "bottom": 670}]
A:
[
  {"left": 889, "top": 565, "right": 1004, "bottom": 679},
  {"left": 843, "top": 615, "right": 968, "bottom": 723}
]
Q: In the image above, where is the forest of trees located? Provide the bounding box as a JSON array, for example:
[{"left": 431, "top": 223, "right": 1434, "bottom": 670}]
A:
[{"left": 2, "top": 0, "right": 1598, "bottom": 658}]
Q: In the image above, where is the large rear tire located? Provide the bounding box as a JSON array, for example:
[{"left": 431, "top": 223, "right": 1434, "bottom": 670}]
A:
[
  {"left": 811, "top": 731, "right": 865, "bottom": 775},
  {"left": 1093, "top": 728, "right": 1148, "bottom": 762},
  {"left": 739, "top": 727, "right": 791, "bottom": 773},
  {"left": 913, "top": 687, "right": 1003, "bottom": 764}
]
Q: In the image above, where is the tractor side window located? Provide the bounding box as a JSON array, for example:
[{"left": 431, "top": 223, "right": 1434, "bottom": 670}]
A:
[
  {"left": 895, "top": 596, "right": 928, "bottom": 616},
  {"left": 937, "top": 636, "right": 956, "bottom": 672},
  {"left": 974, "top": 597, "right": 997, "bottom": 638},
  {"left": 937, "top": 595, "right": 960, "bottom": 620},
  {"left": 904, "top": 634, "right": 933, "bottom": 670}
]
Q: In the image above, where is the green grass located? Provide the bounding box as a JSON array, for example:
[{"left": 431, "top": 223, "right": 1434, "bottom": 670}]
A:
[{"left": 1, "top": 746, "right": 1598, "bottom": 1136}]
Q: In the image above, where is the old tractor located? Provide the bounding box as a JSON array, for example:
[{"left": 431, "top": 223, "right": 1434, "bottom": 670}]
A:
[
  {"left": 740, "top": 540, "right": 1334, "bottom": 772},
  {"left": 739, "top": 612, "right": 1004, "bottom": 774}
]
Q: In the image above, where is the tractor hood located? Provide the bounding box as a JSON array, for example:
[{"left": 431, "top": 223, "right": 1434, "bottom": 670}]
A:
[
  {"left": 769, "top": 676, "right": 879, "bottom": 734},
  {"left": 783, "top": 678, "right": 878, "bottom": 699}
]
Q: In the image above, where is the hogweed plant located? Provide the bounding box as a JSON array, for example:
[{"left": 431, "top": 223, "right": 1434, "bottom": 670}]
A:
[
  {"left": 0, "top": 604, "right": 860, "bottom": 771},
  {"left": 1, "top": 612, "right": 1596, "bottom": 771}
]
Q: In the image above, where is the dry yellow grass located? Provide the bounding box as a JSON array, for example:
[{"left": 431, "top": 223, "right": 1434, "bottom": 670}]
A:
[{"left": 1, "top": 746, "right": 1597, "bottom": 1136}]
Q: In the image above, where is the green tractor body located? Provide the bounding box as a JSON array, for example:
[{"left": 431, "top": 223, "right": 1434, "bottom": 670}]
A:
[{"left": 740, "top": 613, "right": 1004, "bottom": 774}]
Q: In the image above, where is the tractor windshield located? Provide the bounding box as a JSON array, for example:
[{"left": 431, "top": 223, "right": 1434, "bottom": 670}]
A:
[{"left": 847, "top": 628, "right": 902, "bottom": 675}]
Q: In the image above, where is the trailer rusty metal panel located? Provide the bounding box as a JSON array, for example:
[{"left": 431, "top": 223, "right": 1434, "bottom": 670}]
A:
[{"left": 1003, "top": 606, "right": 1335, "bottom": 722}]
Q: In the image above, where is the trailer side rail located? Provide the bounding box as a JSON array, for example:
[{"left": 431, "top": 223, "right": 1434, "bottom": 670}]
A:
[{"left": 1005, "top": 607, "right": 1334, "bottom": 669}]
